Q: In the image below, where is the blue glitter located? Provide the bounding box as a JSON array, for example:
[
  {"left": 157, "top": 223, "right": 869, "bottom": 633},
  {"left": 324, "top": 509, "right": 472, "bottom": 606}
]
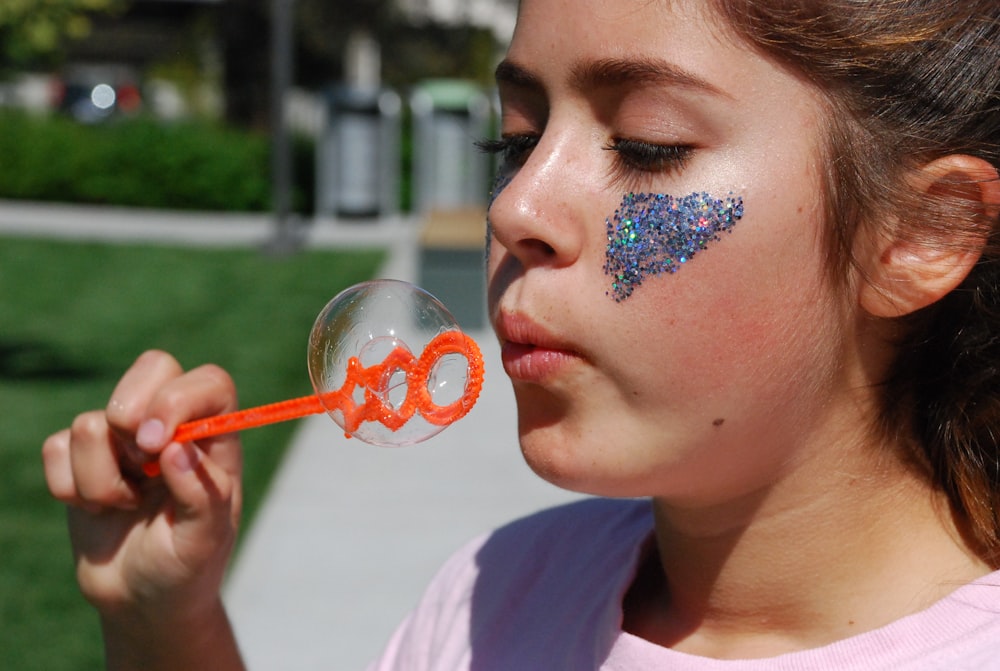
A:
[
  {"left": 489, "top": 172, "right": 513, "bottom": 207},
  {"left": 603, "top": 191, "right": 744, "bottom": 301},
  {"left": 485, "top": 172, "right": 513, "bottom": 260}
]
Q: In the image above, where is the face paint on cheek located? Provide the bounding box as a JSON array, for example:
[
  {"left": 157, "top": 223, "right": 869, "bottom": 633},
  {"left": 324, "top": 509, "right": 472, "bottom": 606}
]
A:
[
  {"left": 603, "top": 191, "right": 745, "bottom": 302},
  {"left": 485, "top": 171, "right": 514, "bottom": 261},
  {"left": 489, "top": 172, "right": 514, "bottom": 205}
]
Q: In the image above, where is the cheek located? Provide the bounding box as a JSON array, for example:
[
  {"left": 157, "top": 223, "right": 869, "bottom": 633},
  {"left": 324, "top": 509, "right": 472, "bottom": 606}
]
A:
[
  {"left": 602, "top": 190, "right": 842, "bottom": 406},
  {"left": 611, "top": 269, "right": 843, "bottom": 451}
]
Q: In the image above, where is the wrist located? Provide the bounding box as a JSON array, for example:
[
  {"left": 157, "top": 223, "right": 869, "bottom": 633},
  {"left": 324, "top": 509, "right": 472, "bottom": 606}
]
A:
[{"left": 101, "top": 597, "right": 244, "bottom": 671}]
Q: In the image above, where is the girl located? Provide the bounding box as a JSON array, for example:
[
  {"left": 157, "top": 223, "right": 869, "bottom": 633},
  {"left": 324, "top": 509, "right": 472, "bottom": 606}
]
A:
[{"left": 43, "top": 0, "right": 1000, "bottom": 668}]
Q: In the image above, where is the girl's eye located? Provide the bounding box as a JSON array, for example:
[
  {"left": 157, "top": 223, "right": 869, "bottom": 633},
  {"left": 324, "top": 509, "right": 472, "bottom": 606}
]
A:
[
  {"left": 476, "top": 134, "right": 539, "bottom": 170},
  {"left": 603, "top": 138, "right": 693, "bottom": 176},
  {"left": 476, "top": 135, "right": 693, "bottom": 183}
]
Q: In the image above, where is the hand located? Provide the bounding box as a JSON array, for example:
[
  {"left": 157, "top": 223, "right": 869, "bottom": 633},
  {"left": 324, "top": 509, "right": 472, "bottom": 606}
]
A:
[{"left": 42, "top": 350, "right": 243, "bottom": 661}]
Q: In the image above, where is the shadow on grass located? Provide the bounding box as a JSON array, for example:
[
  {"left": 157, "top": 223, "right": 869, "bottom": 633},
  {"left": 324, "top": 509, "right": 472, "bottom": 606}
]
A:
[{"left": 0, "top": 340, "right": 101, "bottom": 381}]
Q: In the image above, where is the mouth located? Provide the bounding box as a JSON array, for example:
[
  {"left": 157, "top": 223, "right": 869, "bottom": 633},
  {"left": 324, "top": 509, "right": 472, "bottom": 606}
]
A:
[{"left": 495, "top": 311, "right": 581, "bottom": 382}]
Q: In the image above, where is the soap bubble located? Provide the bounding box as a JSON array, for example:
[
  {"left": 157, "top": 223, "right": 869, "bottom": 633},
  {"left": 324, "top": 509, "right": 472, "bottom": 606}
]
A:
[{"left": 307, "top": 279, "right": 482, "bottom": 446}]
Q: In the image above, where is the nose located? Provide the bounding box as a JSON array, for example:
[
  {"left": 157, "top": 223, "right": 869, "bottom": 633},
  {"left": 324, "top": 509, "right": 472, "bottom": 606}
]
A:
[{"left": 487, "top": 133, "right": 587, "bottom": 270}]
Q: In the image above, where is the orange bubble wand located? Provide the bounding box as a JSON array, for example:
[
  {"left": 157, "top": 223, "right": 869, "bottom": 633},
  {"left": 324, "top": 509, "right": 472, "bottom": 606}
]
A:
[{"left": 142, "top": 330, "right": 484, "bottom": 478}]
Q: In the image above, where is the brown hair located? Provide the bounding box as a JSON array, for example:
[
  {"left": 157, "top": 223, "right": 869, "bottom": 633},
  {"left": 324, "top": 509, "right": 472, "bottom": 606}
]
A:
[{"left": 711, "top": 0, "right": 1000, "bottom": 560}]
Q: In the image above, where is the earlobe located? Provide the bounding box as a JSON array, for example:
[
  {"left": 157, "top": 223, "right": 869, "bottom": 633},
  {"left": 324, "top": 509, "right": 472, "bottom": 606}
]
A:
[{"left": 859, "top": 154, "right": 1000, "bottom": 319}]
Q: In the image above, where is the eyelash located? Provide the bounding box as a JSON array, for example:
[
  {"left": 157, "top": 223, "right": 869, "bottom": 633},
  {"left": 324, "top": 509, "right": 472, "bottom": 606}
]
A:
[
  {"left": 476, "top": 134, "right": 693, "bottom": 183},
  {"left": 603, "top": 138, "right": 693, "bottom": 176},
  {"left": 475, "top": 135, "right": 539, "bottom": 169}
]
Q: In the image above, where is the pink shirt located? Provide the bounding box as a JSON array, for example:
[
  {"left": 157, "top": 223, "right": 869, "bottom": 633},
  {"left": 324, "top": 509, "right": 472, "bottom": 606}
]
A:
[{"left": 369, "top": 498, "right": 1000, "bottom": 670}]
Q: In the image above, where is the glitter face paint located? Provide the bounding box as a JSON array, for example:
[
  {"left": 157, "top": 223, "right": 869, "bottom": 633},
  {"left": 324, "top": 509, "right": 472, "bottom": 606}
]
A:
[
  {"left": 490, "top": 172, "right": 514, "bottom": 206},
  {"left": 485, "top": 172, "right": 513, "bottom": 261},
  {"left": 604, "top": 191, "right": 744, "bottom": 301}
]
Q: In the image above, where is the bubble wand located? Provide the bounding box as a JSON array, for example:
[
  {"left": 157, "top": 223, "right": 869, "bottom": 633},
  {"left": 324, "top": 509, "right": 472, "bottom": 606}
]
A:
[{"left": 143, "top": 280, "right": 485, "bottom": 477}]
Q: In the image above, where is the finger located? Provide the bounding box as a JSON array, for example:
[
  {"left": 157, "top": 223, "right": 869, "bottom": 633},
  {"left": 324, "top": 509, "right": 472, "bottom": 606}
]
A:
[
  {"left": 42, "top": 428, "right": 80, "bottom": 505},
  {"left": 159, "top": 442, "right": 241, "bottom": 563},
  {"left": 106, "top": 350, "right": 184, "bottom": 449},
  {"left": 139, "top": 363, "right": 242, "bottom": 476},
  {"left": 68, "top": 411, "right": 140, "bottom": 510}
]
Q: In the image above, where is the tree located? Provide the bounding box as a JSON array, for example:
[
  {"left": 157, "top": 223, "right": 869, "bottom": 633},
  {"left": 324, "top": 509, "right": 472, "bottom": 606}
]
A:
[
  {"left": 221, "top": 0, "right": 508, "bottom": 127},
  {"left": 295, "top": 0, "right": 504, "bottom": 89},
  {"left": 0, "top": 0, "right": 126, "bottom": 68},
  {"left": 217, "top": 0, "right": 271, "bottom": 126}
]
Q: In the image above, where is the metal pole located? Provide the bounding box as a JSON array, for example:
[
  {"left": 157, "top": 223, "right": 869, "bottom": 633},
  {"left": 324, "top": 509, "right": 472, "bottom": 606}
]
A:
[{"left": 268, "top": 0, "right": 298, "bottom": 253}]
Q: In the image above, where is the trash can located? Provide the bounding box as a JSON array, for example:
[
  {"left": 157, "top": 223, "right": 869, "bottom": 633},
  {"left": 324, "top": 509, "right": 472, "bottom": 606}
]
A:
[
  {"left": 411, "top": 80, "right": 493, "bottom": 329},
  {"left": 410, "top": 79, "right": 492, "bottom": 214},
  {"left": 316, "top": 85, "right": 402, "bottom": 218}
]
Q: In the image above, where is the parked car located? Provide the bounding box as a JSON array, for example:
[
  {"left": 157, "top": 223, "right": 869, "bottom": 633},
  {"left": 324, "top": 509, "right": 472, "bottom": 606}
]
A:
[{"left": 54, "top": 65, "right": 142, "bottom": 123}]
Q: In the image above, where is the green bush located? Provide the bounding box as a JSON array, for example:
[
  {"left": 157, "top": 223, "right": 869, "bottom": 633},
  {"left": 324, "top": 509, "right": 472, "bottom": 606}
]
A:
[{"left": 0, "top": 111, "right": 316, "bottom": 212}]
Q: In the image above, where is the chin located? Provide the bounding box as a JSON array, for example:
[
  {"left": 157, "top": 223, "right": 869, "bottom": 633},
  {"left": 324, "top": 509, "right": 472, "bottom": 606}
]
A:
[
  {"left": 511, "top": 380, "right": 665, "bottom": 496},
  {"left": 515, "top": 417, "right": 652, "bottom": 498}
]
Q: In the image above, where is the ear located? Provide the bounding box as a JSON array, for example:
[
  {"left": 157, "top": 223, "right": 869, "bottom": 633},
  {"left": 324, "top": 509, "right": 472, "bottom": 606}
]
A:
[{"left": 860, "top": 154, "right": 1000, "bottom": 318}]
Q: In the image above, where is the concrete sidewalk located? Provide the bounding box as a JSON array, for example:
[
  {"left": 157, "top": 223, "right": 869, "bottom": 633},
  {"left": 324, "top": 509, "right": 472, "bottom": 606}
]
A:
[
  {"left": 220, "top": 216, "right": 583, "bottom": 670},
  {"left": 2, "top": 200, "right": 583, "bottom": 670},
  {"left": 0, "top": 198, "right": 418, "bottom": 251},
  {"left": 224, "top": 328, "right": 583, "bottom": 670}
]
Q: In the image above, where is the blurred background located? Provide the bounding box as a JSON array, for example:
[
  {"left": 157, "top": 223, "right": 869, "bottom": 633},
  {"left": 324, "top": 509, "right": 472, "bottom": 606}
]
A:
[
  {"left": 0, "top": 2, "right": 590, "bottom": 670},
  {"left": 0, "top": 0, "right": 517, "bottom": 218}
]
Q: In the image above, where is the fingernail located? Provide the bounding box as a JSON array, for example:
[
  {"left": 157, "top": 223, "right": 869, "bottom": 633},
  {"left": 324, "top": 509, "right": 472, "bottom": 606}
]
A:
[
  {"left": 172, "top": 444, "right": 201, "bottom": 473},
  {"left": 136, "top": 419, "right": 166, "bottom": 450}
]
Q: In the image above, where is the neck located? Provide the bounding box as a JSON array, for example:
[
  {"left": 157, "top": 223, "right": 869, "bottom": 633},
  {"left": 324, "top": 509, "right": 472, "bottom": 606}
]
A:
[{"left": 625, "top": 446, "right": 991, "bottom": 659}]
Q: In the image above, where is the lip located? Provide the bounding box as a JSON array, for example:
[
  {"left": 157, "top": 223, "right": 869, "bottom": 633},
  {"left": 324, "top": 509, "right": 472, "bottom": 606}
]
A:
[{"left": 495, "top": 311, "right": 581, "bottom": 382}]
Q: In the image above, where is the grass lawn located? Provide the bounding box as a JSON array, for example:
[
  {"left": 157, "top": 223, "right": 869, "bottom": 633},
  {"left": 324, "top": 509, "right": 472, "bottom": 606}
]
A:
[{"left": 0, "top": 236, "right": 383, "bottom": 670}]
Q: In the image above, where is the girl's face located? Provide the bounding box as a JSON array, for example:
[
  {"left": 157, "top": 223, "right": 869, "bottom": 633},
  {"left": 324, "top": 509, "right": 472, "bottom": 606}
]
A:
[{"left": 487, "top": 0, "right": 871, "bottom": 504}]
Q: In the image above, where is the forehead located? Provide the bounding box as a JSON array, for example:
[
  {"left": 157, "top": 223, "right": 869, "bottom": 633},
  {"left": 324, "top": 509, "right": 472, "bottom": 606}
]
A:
[
  {"left": 504, "top": 0, "right": 830, "bottom": 137},
  {"left": 511, "top": 0, "right": 728, "bottom": 59},
  {"left": 507, "top": 0, "right": 769, "bottom": 97}
]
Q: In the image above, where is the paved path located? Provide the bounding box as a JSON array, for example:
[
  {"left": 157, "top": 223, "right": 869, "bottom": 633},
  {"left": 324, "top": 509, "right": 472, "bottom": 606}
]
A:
[{"left": 2, "top": 200, "right": 583, "bottom": 670}]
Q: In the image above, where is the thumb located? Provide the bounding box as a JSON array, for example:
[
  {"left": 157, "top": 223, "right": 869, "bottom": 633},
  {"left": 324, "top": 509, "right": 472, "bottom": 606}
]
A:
[{"left": 159, "top": 442, "right": 239, "bottom": 564}]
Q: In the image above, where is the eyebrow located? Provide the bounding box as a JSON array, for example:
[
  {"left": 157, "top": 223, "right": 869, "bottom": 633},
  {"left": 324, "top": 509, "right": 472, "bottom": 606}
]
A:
[
  {"left": 494, "top": 59, "right": 543, "bottom": 90},
  {"left": 494, "top": 57, "right": 731, "bottom": 99}
]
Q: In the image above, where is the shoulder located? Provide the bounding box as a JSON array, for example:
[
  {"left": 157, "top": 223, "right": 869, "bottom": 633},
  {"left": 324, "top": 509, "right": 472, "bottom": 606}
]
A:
[
  {"left": 369, "top": 498, "right": 653, "bottom": 671},
  {"left": 469, "top": 497, "right": 654, "bottom": 633},
  {"left": 422, "top": 497, "right": 652, "bottom": 617},
  {"left": 909, "top": 571, "right": 1000, "bottom": 670},
  {"left": 481, "top": 497, "right": 652, "bottom": 551},
  {"left": 797, "top": 570, "right": 1000, "bottom": 671},
  {"left": 474, "top": 496, "right": 653, "bottom": 571}
]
